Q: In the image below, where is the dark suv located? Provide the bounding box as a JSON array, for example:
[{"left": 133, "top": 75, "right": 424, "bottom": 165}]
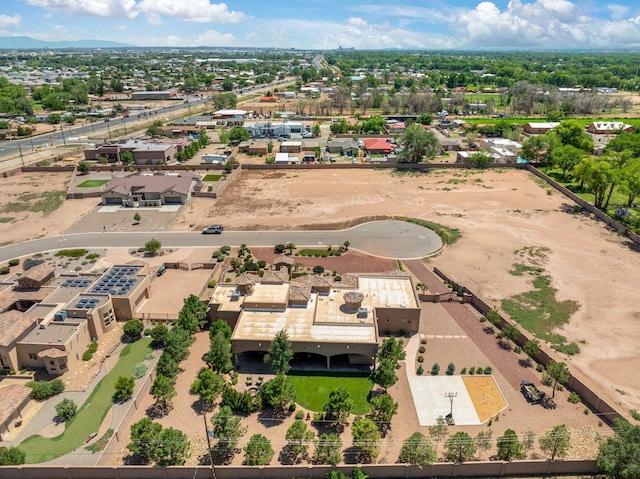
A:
[{"left": 202, "top": 225, "right": 224, "bottom": 234}]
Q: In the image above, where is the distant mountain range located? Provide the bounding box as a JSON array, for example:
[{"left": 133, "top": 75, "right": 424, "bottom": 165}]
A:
[{"left": 0, "top": 36, "right": 133, "bottom": 49}]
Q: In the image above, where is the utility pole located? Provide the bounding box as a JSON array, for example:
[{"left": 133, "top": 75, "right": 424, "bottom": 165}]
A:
[
  {"left": 60, "top": 125, "right": 67, "bottom": 146},
  {"left": 18, "top": 143, "right": 25, "bottom": 167},
  {"left": 203, "top": 413, "right": 216, "bottom": 479}
]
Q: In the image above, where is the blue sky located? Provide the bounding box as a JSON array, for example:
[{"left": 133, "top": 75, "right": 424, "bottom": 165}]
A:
[{"left": 2, "top": 0, "right": 640, "bottom": 49}]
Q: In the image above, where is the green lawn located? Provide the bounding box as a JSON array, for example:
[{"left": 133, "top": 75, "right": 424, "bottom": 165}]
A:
[
  {"left": 289, "top": 371, "right": 374, "bottom": 415},
  {"left": 77, "top": 179, "right": 109, "bottom": 188},
  {"left": 202, "top": 174, "right": 222, "bottom": 182},
  {"left": 19, "top": 337, "right": 152, "bottom": 463}
]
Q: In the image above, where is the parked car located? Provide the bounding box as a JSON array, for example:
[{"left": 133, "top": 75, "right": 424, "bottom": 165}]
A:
[{"left": 202, "top": 225, "right": 224, "bottom": 234}]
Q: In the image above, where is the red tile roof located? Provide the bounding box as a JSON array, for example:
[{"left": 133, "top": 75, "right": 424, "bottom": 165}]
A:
[{"left": 363, "top": 139, "right": 393, "bottom": 153}]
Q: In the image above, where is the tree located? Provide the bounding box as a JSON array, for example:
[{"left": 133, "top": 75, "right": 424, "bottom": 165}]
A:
[
  {"left": 150, "top": 323, "right": 170, "bottom": 348},
  {"left": 222, "top": 78, "right": 234, "bottom": 91},
  {"left": 144, "top": 238, "right": 161, "bottom": 256},
  {"left": 205, "top": 331, "right": 233, "bottom": 373},
  {"left": 597, "top": 418, "right": 640, "bottom": 479},
  {"left": 428, "top": 415, "right": 448, "bottom": 452},
  {"left": 0, "top": 446, "right": 26, "bottom": 465},
  {"left": 133, "top": 212, "right": 141, "bottom": 224},
  {"left": 498, "top": 323, "right": 520, "bottom": 350},
  {"left": 163, "top": 326, "right": 193, "bottom": 362},
  {"left": 123, "top": 318, "right": 144, "bottom": 339},
  {"left": 211, "top": 405, "right": 247, "bottom": 453},
  {"left": 146, "top": 120, "right": 163, "bottom": 137},
  {"left": 176, "top": 295, "right": 207, "bottom": 333},
  {"left": 285, "top": 242, "right": 296, "bottom": 254},
  {"left": 352, "top": 417, "right": 380, "bottom": 461},
  {"left": 371, "top": 358, "right": 398, "bottom": 391},
  {"left": 544, "top": 360, "right": 570, "bottom": 398},
  {"left": 496, "top": 429, "right": 523, "bottom": 461},
  {"left": 377, "top": 337, "right": 406, "bottom": 364},
  {"left": 520, "top": 133, "right": 557, "bottom": 165},
  {"left": 552, "top": 144, "right": 585, "bottom": 179},
  {"left": 474, "top": 430, "right": 493, "bottom": 459},
  {"left": 522, "top": 339, "right": 541, "bottom": 367},
  {"left": 54, "top": 398, "right": 78, "bottom": 421},
  {"left": 156, "top": 352, "right": 179, "bottom": 379},
  {"left": 398, "top": 432, "right": 436, "bottom": 465},
  {"left": 121, "top": 150, "right": 133, "bottom": 165},
  {"left": 554, "top": 120, "right": 594, "bottom": 152},
  {"left": 128, "top": 417, "right": 162, "bottom": 464},
  {"left": 244, "top": 434, "right": 274, "bottom": 466},
  {"left": 618, "top": 157, "right": 640, "bottom": 207},
  {"left": 286, "top": 419, "right": 314, "bottom": 458},
  {"left": 261, "top": 374, "right": 296, "bottom": 412},
  {"left": 264, "top": 329, "right": 294, "bottom": 375},
  {"left": 444, "top": 431, "right": 476, "bottom": 463},
  {"left": 417, "top": 113, "right": 433, "bottom": 125},
  {"left": 228, "top": 126, "right": 250, "bottom": 144},
  {"left": 464, "top": 151, "right": 493, "bottom": 168},
  {"left": 573, "top": 156, "right": 615, "bottom": 208},
  {"left": 539, "top": 424, "right": 571, "bottom": 460},
  {"left": 77, "top": 160, "right": 91, "bottom": 174},
  {"left": 114, "top": 375, "right": 135, "bottom": 402},
  {"left": 153, "top": 427, "right": 190, "bottom": 466},
  {"left": 190, "top": 368, "right": 224, "bottom": 406},
  {"left": 400, "top": 123, "right": 439, "bottom": 162},
  {"left": 210, "top": 319, "right": 232, "bottom": 342},
  {"left": 151, "top": 374, "right": 177, "bottom": 410},
  {"left": 367, "top": 393, "right": 398, "bottom": 429},
  {"left": 314, "top": 433, "right": 343, "bottom": 465},
  {"left": 323, "top": 387, "right": 353, "bottom": 424}
]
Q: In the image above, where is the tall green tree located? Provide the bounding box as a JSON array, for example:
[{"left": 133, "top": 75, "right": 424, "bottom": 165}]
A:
[
  {"left": 113, "top": 375, "right": 135, "bottom": 402},
  {"left": 553, "top": 120, "right": 594, "bottom": 151},
  {"left": 429, "top": 415, "right": 449, "bottom": 452},
  {"left": 539, "top": 424, "right": 571, "bottom": 460},
  {"left": 618, "top": 157, "right": 640, "bottom": 207},
  {"left": 177, "top": 294, "right": 208, "bottom": 333},
  {"left": 544, "top": 361, "right": 571, "bottom": 398},
  {"left": 367, "top": 393, "right": 398, "bottom": 429},
  {"left": 444, "top": 431, "right": 476, "bottom": 463},
  {"left": 261, "top": 374, "right": 296, "bottom": 412},
  {"left": 573, "top": 156, "right": 615, "bottom": 208},
  {"left": 520, "top": 133, "right": 557, "bottom": 165},
  {"left": 190, "top": 368, "right": 224, "bottom": 406},
  {"left": 285, "top": 420, "right": 314, "bottom": 459},
  {"left": 210, "top": 405, "right": 247, "bottom": 453},
  {"left": 205, "top": 331, "right": 233, "bottom": 373},
  {"left": 496, "top": 429, "right": 523, "bottom": 461},
  {"left": 156, "top": 352, "right": 179, "bottom": 380},
  {"left": 151, "top": 374, "right": 177, "bottom": 410},
  {"left": 264, "top": 329, "right": 294, "bottom": 375},
  {"left": 377, "top": 337, "right": 406, "bottom": 364},
  {"left": 314, "top": 433, "right": 343, "bottom": 465},
  {"left": 323, "top": 387, "right": 353, "bottom": 424},
  {"left": 398, "top": 432, "right": 436, "bottom": 465},
  {"left": 210, "top": 319, "right": 232, "bottom": 342},
  {"left": 551, "top": 144, "right": 585, "bottom": 179},
  {"left": 400, "top": 123, "right": 439, "bottom": 162},
  {"left": 352, "top": 417, "right": 381, "bottom": 461},
  {"left": 244, "top": 434, "right": 274, "bottom": 466},
  {"left": 153, "top": 427, "right": 190, "bottom": 466},
  {"left": 371, "top": 358, "right": 398, "bottom": 391},
  {"left": 128, "top": 417, "right": 162, "bottom": 464},
  {"left": 597, "top": 418, "right": 640, "bottom": 479}
]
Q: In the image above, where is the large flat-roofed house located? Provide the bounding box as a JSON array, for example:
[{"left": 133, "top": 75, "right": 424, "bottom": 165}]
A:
[
  {"left": 0, "top": 265, "right": 152, "bottom": 375},
  {"left": 101, "top": 172, "right": 200, "bottom": 206},
  {"left": 210, "top": 274, "right": 420, "bottom": 369},
  {"left": 0, "top": 384, "right": 31, "bottom": 440},
  {"left": 84, "top": 139, "right": 180, "bottom": 165}
]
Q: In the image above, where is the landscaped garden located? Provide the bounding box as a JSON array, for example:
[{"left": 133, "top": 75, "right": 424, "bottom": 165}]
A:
[
  {"left": 288, "top": 371, "right": 374, "bottom": 415},
  {"left": 77, "top": 179, "right": 109, "bottom": 188},
  {"left": 19, "top": 337, "right": 152, "bottom": 463}
]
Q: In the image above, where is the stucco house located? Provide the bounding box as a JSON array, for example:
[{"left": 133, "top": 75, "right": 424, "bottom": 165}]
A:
[{"left": 101, "top": 171, "right": 200, "bottom": 207}]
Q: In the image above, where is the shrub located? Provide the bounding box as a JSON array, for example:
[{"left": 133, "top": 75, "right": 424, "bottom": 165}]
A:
[
  {"left": 274, "top": 244, "right": 285, "bottom": 254},
  {"left": 55, "top": 398, "right": 78, "bottom": 421},
  {"left": 514, "top": 346, "right": 522, "bottom": 354},
  {"left": 85, "top": 253, "right": 100, "bottom": 260},
  {"left": 208, "top": 279, "right": 217, "bottom": 288},
  {"left": 446, "top": 363, "right": 455, "bottom": 375},
  {"left": 484, "top": 366, "right": 492, "bottom": 374},
  {"left": 295, "top": 410, "right": 305, "bottom": 420},
  {"left": 417, "top": 364, "right": 424, "bottom": 375},
  {"left": 418, "top": 346, "right": 426, "bottom": 354},
  {"left": 212, "top": 250, "right": 222, "bottom": 258},
  {"left": 460, "top": 368, "right": 467, "bottom": 374},
  {"left": 123, "top": 319, "right": 144, "bottom": 339},
  {"left": 568, "top": 392, "right": 581, "bottom": 404},
  {"left": 220, "top": 246, "right": 231, "bottom": 254},
  {"left": 8, "top": 259, "right": 19, "bottom": 266},
  {"left": 145, "top": 353, "right": 155, "bottom": 361},
  {"left": 132, "top": 363, "right": 148, "bottom": 379},
  {"left": 257, "top": 260, "right": 266, "bottom": 269},
  {"left": 334, "top": 275, "right": 342, "bottom": 282},
  {"left": 28, "top": 379, "right": 65, "bottom": 400},
  {"left": 469, "top": 367, "right": 475, "bottom": 375},
  {"left": 0, "top": 267, "right": 9, "bottom": 275},
  {"left": 420, "top": 338, "right": 427, "bottom": 345},
  {"left": 313, "top": 265, "right": 325, "bottom": 274},
  {"left": 536, "top": 364, "right": 545, "bottom": 372},
  {"left": 431, "top": 363, "right": 440, "bottom": 375},
  {"left": 477, "top": 366, "right": 484, "bottom": 374}
]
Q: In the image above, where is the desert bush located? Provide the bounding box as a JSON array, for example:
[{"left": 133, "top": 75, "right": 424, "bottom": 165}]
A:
[
  {"left": 568, "top": 392, "right": 581, "bottom": 404},
  {"left": 8, "top": 259, "right": 19, "bottom": 266},
  {"left": 431, "top": 363, "right": 440, "bottom": 375}
]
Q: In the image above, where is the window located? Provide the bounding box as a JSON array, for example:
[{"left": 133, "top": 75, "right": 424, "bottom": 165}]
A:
[{"left": 29, "top": 353, "right": 38, "bottom": 360}]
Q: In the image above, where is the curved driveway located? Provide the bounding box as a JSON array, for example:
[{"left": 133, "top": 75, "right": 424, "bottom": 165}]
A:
[{"left": 0, "top": 220, "right": 442, "bottom": 262}]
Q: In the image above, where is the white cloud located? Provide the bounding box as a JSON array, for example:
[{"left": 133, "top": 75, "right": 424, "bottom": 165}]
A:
[
  {"left": 160, "top": 30, "right": 236, "bottom": 47},
  {"left": 136, "top": 0, "right": 247, "bottom": 24},
  {"left": 452, "top": 0, "right": 640, "bottom": 49},
  {"left": 0, "top": 14, "right": 22, "bottom": 29},
  {"left": 23, "top": 0, "right": 138, "bottom": 19},
  {"left": 607, "top": 4, "right": 630, "bottom": 20}
]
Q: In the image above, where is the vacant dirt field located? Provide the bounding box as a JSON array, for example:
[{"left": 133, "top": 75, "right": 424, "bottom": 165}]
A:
[{"left": 181, "top": 167, "right": 640, "bottom": 416}]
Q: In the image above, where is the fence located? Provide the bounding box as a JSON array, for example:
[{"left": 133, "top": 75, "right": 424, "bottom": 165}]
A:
[{"left": 432, "top": 266, "right": 625, "bottom": 426}]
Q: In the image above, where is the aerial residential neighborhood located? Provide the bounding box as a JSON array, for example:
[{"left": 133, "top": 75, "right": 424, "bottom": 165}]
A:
[{"left": 1, "top": 2, "right": 640, "bottom": 478}]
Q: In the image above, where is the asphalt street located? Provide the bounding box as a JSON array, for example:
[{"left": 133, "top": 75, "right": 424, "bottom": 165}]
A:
[{"left": 0, "top": 220, "right": 442, "bottom": 262}]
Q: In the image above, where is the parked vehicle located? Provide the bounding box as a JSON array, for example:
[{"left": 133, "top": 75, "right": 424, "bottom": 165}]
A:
[
  {"left": 521, "top": 380, "right": 545, "bottom": 404},
  {"left": 202, "top": 225, "right": 224, "bottom": 234}
]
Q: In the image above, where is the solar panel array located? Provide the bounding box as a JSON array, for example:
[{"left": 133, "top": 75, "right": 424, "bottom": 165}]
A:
[
  {"left": 88, "top": 266, "right": 141, "bottom": 296},
  {"left": 74, "top": 298, "right": 102, "bottom": 309},
  {"left": 61, "top": 278, "right": 93, "bottom": 288}
]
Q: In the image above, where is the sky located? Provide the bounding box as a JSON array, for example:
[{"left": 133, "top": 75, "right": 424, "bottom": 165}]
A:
[{"left": 2, "top": 0, "right": 640, "bottom": 50}]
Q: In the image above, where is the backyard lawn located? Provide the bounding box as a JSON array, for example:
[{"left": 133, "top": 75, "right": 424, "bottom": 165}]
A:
[
  {"left": 77, "top": 179, "right": 109, "bottom": 188},
  {"left": 289, "top": 371, "right": 374, "bottom": 415},
  {"left": 19, "top": 337, "right": 153, "bottom": 463},
  {"left": 202, "top": 174, "right": 222, "bottom": 182}
]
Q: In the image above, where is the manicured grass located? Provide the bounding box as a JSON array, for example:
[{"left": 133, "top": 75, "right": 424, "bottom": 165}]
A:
[
  {"left": 296, "top": 248, "right": 341, "bottom": 257},
  {"left": 404, "top": 217, "right": 461, "bottom": 245},
  {"left": 54, "top": 249, "right": 88, "bottom": 259},
  {"left": 203, "top": 174, "right": 222, "bottom": 182},
  {"left": 289, "top": 371, "right": 374, "bottom": 415},
  {"left": 77, "top": 179, "right": 109, "bottom": 188},
  {"left": 19, "top": 337, "right": 152, "bottom": 463},
  {"left": 84, "top": 428, "right": 113, "bottom": 453}
]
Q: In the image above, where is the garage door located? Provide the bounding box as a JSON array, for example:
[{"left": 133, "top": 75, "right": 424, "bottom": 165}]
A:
[
  {"left": 164, "top": 196, "right": 183, "bottom": 204},
  {"left": 104, "top": 197, "right": 122, "bottom": 205}
]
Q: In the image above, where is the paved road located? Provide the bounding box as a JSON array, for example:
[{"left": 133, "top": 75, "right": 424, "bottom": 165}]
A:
[{"left": 0, "top": 220, "right": 442, "bottom": 262}]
